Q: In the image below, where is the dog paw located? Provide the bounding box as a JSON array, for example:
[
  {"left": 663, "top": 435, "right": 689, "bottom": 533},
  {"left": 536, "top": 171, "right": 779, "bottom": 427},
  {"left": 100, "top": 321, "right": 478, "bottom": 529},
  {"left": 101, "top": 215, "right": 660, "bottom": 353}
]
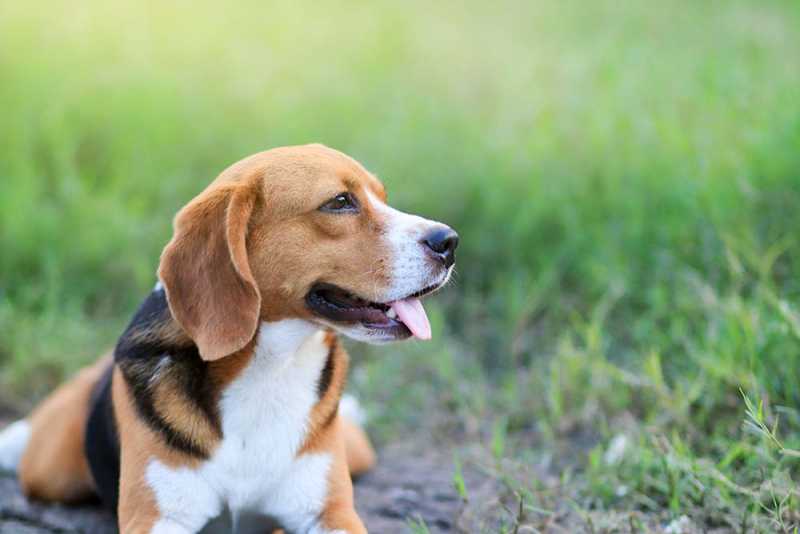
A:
[{"left": 0, "top": 420, "right": 30, "bottom": 473}]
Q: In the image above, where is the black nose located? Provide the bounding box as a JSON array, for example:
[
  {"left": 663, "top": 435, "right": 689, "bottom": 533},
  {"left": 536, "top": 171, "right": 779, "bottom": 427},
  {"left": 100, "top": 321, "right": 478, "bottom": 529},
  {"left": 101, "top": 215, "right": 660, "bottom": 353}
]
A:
[{"left": 422, "top": 227, "right": 459, "bottom": 268}]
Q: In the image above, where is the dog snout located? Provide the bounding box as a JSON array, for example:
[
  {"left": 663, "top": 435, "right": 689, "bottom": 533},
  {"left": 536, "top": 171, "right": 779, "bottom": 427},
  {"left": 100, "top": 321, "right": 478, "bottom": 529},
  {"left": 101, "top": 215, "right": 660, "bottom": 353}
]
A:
[{"left": 421, "top": 226, "right": 459, "bottom": 268}]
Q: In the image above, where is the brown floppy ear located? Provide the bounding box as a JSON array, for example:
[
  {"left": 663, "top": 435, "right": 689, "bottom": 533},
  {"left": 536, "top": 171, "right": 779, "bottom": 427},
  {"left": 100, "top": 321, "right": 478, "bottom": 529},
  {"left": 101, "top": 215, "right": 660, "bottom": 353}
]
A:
[{"left": 158, "top": 183, "right": 260, "bottom": 361}]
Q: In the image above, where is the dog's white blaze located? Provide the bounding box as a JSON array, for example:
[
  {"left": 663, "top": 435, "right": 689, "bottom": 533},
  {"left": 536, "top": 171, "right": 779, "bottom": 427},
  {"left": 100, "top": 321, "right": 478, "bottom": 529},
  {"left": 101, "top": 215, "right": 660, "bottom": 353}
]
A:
[
  {"left": 145, "top": 319, "right": 335, "bottom": 533},
  {"left": 0, "top": 420, "right": 30, "bottom": 473},
  {"left": 367, "top": 192, "right": 441, "bottom": 303}
]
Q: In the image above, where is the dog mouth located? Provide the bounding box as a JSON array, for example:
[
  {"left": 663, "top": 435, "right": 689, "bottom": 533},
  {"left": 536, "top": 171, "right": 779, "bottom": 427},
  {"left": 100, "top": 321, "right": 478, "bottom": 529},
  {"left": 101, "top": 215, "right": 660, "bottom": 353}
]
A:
[{"left": 305, "top": 282, "right": 443, "bottom": 340}]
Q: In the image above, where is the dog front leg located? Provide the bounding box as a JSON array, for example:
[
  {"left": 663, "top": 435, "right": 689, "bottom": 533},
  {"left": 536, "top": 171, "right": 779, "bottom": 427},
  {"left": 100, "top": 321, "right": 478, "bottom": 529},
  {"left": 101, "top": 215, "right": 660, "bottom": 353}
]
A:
[{"left": 310, "top": 446, "right": 367, "bottom": 534}]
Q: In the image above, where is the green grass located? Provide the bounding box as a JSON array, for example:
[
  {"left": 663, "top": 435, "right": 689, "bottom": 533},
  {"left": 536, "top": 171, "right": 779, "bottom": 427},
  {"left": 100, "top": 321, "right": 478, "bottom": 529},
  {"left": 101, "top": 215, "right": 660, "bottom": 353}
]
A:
[{"left": 1, "top": 0, "right": 800, "bottom": 531}]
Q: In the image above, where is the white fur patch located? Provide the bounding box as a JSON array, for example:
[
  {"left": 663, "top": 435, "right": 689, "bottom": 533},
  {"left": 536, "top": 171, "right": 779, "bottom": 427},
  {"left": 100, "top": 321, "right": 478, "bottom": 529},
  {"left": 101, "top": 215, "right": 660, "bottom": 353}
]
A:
[
  {"left": 145, "top": 320, "right": 336, "bottom": 533},
  {"left": 338, "top": 394, "right": 366, "bottom": 426},
  {"left": 367, "top": 191, "right": 441, "bottom": 303},
  {"left": 0, "top": 420, "right": 30, "bottom": 473}
]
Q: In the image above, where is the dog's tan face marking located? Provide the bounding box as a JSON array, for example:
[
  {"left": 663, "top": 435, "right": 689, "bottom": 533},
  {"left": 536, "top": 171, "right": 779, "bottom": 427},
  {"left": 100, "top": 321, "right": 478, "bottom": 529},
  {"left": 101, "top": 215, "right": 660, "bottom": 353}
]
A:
[
  {"left": 160, "top": 144, "right": 457, "bottom": 360},
  {"left": 246, "top": 147, "right": 393, "bottom": 322}
]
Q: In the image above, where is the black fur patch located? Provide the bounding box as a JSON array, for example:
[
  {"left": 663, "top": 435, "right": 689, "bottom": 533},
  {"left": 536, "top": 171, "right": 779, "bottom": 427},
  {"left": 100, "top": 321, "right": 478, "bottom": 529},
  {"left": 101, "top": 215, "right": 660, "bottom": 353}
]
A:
[
  {"left": 317, "top": 344, "right": 336, "bottom": 400},
  {"left": 85, "top": 362, "right": 119, "bottom": 511},
  {"left": 114, "top": 289, "right": 220, "bottom": 458},
  {"left": 83, "top": 288, "right": 224, "bottom": 512},
  {"left": 317, "top": 341, "right": 340, "bottom": 429}
]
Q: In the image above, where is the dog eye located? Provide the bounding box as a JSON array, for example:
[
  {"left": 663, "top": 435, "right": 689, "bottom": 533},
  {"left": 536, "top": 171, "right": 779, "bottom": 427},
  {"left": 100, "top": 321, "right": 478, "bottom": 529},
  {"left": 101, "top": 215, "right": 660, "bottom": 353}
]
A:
[{"left": 320, "top": 192, "right": 358, "bottom": 213}]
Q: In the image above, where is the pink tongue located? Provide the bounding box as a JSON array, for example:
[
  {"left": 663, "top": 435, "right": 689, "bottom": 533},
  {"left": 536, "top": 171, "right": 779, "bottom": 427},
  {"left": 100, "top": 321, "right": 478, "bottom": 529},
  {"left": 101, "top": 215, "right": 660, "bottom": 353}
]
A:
[{"left": 390, "top": 298, "right": 432, "bottom": 340}]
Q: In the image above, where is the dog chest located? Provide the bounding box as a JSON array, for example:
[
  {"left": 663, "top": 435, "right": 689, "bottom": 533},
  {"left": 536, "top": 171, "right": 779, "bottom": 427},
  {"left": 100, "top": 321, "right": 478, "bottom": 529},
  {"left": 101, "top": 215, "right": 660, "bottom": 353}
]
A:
[{"left": 145, "top": 323, "right": 333, "bottom": 527}]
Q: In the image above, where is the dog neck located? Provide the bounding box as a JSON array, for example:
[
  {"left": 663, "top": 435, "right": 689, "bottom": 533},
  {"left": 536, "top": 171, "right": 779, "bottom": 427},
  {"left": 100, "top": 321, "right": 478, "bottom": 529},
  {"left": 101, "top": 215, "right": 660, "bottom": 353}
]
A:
[
  {"left": 114, "top": 287, "right": 336, "bottom": 458},
  {"left": 255, "top": 319, "right": 322, "bottom": 361}
]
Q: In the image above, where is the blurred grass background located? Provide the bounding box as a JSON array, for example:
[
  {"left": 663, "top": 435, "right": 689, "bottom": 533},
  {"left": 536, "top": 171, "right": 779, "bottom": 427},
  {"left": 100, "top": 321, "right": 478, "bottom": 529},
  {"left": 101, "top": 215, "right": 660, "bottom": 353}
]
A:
[{"left": 1, "top": 0, "right": 799, "bottom": 531}]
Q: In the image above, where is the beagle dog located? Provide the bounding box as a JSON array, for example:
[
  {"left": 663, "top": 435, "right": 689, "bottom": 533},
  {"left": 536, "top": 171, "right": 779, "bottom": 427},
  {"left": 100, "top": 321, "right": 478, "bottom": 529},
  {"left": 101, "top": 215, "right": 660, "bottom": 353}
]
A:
[{"left": 0, "top": 144, "right": 458, "bottom": 533}]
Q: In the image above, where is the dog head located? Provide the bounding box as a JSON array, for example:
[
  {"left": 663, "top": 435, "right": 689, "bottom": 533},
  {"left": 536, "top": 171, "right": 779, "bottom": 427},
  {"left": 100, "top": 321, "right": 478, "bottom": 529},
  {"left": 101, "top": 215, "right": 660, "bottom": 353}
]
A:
[{"left": 158, "top": 144, "right": 458, "bottom": 361}]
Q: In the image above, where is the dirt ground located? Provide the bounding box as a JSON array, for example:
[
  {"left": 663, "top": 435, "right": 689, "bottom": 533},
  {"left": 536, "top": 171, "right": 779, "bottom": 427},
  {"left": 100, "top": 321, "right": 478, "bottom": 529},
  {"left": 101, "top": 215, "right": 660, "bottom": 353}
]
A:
[{"left": 0, "top": 428, "right": 496, "bottom": 534}]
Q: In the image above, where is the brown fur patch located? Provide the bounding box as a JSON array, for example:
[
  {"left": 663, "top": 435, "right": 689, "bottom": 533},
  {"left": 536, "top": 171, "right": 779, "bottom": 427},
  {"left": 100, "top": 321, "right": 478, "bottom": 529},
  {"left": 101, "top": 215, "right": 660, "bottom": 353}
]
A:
[
  {"left": 159, "top": 182, "right": 260, "bottom": 361},
  {"left": 206, "top": 336, "right": 258, "bottom": 394},
  {"left": 18, "top": 355, "right": 112, "bottom": 503},
  {"left": 113, "top": 367, "right": 203, "bottom": 532},
  {"left": 303, "top": 417, "right": 368, "bottom": 534},
  {"left": 149, "top": 376, "right": 221, "bottom": 455},
  {"left": 340, "top": 416, "right": 377, "bottom": 477}
]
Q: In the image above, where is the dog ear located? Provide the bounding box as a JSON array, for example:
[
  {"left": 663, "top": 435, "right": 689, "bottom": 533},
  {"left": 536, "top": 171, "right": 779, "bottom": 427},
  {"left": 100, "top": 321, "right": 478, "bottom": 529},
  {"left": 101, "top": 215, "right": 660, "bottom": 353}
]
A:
[{"left": 158, "top": 182, "right": 261, "bottom": 361}]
